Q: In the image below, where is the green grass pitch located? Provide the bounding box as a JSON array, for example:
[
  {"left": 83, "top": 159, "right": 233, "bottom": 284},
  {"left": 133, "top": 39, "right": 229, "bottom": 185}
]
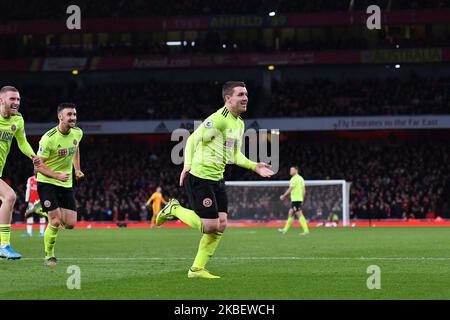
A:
[{"left": 1, "top": 227, "right": 449, "bottom": 299}]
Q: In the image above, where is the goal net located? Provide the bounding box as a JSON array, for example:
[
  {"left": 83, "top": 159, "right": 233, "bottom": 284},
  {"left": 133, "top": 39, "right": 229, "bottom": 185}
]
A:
[{"left": 225, "top": 180, "right": 351, "bottom": 226}]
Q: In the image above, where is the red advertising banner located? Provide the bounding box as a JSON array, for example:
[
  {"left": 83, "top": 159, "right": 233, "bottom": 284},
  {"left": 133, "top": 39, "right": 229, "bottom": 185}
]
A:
[
  {"left": 93, "top": 51, "right": 363, "bottom": 70},
  {"left": 94, "top": 49, "right": 447, "bottom": 71},
  {"left": 1, "top": 9, "right": 449, "bottom": 34},
  {"left": 1, "top": 48, "right": 449, "bottom": 72}
]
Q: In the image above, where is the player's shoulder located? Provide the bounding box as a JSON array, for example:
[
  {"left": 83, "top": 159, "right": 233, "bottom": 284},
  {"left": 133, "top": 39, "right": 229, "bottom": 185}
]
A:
[
  {"left": 237, "top": 115, "right": 245, "bottom": 127},
  {"left": 217, "top": 106, "right": 229, "bottom": 118},
  {"left": 12, "top": 113, "right": 24, "bottom": 124},
  {"left": 44, "top": 127, "right": 58, "bottom": 138},
  {"left": 71, "top": 126, "right": 83, "bottom": 136},
  {"left": 216, "top": 106, "right": 245, "bottom": 125},
  {"left": 204, "top": 107, "right": 227, "bottom": 128}
]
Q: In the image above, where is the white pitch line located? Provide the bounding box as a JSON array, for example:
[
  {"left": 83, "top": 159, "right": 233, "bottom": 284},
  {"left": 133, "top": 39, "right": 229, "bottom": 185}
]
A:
[{"left": 17, "top": 256, "right": 450, "bottom": 261}]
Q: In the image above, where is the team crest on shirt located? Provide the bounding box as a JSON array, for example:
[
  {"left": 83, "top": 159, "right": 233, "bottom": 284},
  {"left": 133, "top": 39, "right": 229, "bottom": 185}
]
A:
[
  {"left": 44, "top": 200, "right": 51, "bottom": 208},
  {"left": 38, "top": 146, "right": 45, "bottom": 153},
  {"left": 10, "top": 124, "right": 16, "bottom": 132},
  {"left": 73, "top": 139, "right": 78, "bottom": 145},
  {"left": 202, "top": 198, "right": 213, "bottom": 208},
  {"left": 204, "top": 120, "right": 213, "bottom": 128}
]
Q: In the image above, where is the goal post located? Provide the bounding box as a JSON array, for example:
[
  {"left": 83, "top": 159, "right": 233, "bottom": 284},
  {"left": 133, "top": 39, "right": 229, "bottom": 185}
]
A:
[{"left": 225, "top": 180, "right": 352, "bottom": 226}]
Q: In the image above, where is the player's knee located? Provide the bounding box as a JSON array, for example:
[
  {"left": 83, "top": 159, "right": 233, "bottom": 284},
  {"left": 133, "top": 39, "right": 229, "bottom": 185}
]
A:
[
  {"left": 218, "top": 218, "right": 227, "bottom": 232},
  {"left": 50, "top": 218, "right": 61, "bottom": 227},
  {"left": 202, "top": 224, "right": 218, "bottom": 234}
]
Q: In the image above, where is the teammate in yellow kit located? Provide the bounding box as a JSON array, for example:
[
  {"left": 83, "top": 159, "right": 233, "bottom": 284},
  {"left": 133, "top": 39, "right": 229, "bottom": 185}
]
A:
[
  {"left": 279, "top": 166, "right": 310, "bottom": 235},
  {"left": 0, "top": 86, "right": 38, "bottom": 260},
  {"left": 145, "top": 186, "right": 166, "bottom": 228}
]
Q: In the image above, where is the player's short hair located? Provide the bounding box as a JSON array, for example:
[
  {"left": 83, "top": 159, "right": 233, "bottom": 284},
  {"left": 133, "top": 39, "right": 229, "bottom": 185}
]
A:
[
  {"left": 291, "top": 166, "right": 299, "bottom": 171},
  {"left": 0, "top": 86, "right": 18, "bottom": 95},
  {"left": 57, "top": 102, "right": 77, "bottom": 115},
  {"left": 222, "top": 81, "right": 246, "bottom": 101}
]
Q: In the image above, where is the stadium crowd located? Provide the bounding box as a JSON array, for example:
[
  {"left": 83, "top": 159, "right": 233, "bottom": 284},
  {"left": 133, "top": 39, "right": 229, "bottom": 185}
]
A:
[
  {"left": 18, "top": 75, "right": 450, "bottom": 122},
  {"left": 268, "top": 75, "right": 450, "bottom": 117},
  {"left": 21, "top": 81, "right": 251, "bottom": 121},
  {"left": 2, "top": 0, "right": 449, "bottom": 20},
  {"left": 5, "top": 135, "right": 449, "bottom": 223}
]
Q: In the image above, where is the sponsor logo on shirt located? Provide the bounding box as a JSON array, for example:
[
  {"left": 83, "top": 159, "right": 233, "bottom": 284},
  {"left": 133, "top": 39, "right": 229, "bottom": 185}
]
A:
[
  {"left": 58, "top": 146, "right": 77, "bottom": 157},
  {"left": 0, "top": 130, "right": 14, "bottom": 142}
]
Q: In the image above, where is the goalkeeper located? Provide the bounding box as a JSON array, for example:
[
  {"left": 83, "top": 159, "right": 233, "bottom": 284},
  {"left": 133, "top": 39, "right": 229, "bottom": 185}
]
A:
[{"left": 156, "top": 81, "right": 274, "bottom": 279}]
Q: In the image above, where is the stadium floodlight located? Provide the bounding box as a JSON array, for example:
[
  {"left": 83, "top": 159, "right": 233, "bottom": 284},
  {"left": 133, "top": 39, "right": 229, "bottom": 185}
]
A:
[
  {"left": 269, "top": 11, "right": 276, "bottom": 16},
  {"left": 395, "top": 64, "right": 401, "bottom": 69},
  {"left": 226, "top": 180, "right": 352, "bottom": 226},
  {"left": 166, "top": 41, "right": 182, "bottom": 46}
]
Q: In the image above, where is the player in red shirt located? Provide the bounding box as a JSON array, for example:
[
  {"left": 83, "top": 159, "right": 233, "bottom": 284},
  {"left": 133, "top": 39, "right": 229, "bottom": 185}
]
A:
[{"left": 22, "top": 172, "right": 47, "bottom": 237}]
